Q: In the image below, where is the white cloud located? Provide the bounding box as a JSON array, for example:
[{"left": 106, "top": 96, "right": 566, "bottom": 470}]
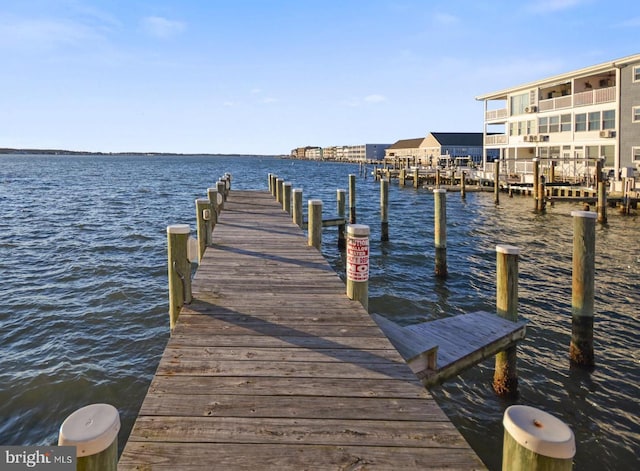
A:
[
  {"left": 433, "top": 12, "right": 459, "bottom": 25},
  {"left": 141, "top": 16, "right": 185, "bottom": 39},
  {"left": 364, "top": 94, "right": 387, "bottom": 103},
  {"left": 526, "top": 0, "right": 584, "bottom": 13}
]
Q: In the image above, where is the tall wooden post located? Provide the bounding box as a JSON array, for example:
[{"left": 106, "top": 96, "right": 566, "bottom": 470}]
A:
[
  {"left": 533, "top": 158, "right": 540, "bottom": 210},
  {"left": 436, "top": 168, "right": 441, "bottom": 189},
  {"left": 216, "top": 181, "right": 226, "bottom": 212},
  {"left": 276, "top": 178, "right": 284, "bottom": 204},
  {"left": 461, "top": 171, "right": 466, "bottom": 199},
  {"left": 346, "top": 224, "right": 370, "bottom": 311},
  {"left": 381, "top": 178, "right": 389, "bottom": 241},
  {"left": 434, "top": 189, "right": 447, "bottom": 278},
  {"left": 167, "top": 224, "right": 192, "bottom": 330},
  {"left": 337, "top": 189, "right": 346, "bottom": 250},
  {"left": 207, "top": 187, "right": 218, "bottom": 226},
  {"left": 348, "top": 174, "right": 357, "bottom": 224},
  {"left": 399, "top": 167, "right": 406, "bottom": 187},
  {"left": 494, "top": 244, "right": 519, "bottom": 397},
  {"left": 195, "top": 198, "right": 210, "bottom": 263},
  {"left": 267, "top": 173, "right": 273, "bottom": 194},
  {"left": 494, "top": 159, "right": 500, "bottom": 205},
  {"left": 570, "top": 211, "right": 596, "bottom": 367},
  {"left": 292, "top": 189, "right": 303, "bottom": 228},
  {"left": 413, "top": 167, "right": 419, "bottom": 188},
  {"left": 59, "top": 403, "right": 120, "bottom": 471},
  {"left": 270, "top": 174, "right": 278, "bottom": 197},
  {"left": 597, "top": 181, "right": 607, "bottom": 223},
  {"left": 502, "top": 405, "right": 575, "bottom": 471},
  {"left": 283, "top": 182, "right": 292, "bottom": 214},
  {"left": 308, "top": 199, "right": 323, "bottom": 250},
  {"left": 537, "top": 176, "right": 546, "bottom": 212}
]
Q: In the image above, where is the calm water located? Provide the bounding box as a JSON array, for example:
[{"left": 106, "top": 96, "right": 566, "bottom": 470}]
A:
[{"left": 0, "top": 154, "right": 638, "bottom": 469}]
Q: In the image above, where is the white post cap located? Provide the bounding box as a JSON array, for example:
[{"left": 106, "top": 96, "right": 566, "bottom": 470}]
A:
[
  {"left": 571, "top": 211, "right": 597, "bottom": 219},
  {"left": 433, "top": 189, "right": 447, "bottom": 194},
  {"left": 167, "top": 224, "right": 190, "bottom": 235},
  {"left": 58, "top": 403, "right": 120, "bottom": 457},
  {"left": 347, "top": 224, "right": 370, "bottom": 237},
  {"left": 496, "top": 244, "right": 520, "bottom": 255},
  {"left": 503, "top": 405, "right": 575, "bottom": 459}
]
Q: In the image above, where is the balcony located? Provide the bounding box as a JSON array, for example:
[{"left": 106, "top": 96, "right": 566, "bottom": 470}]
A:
[
  {"left": 485, "top": 108, "right": 508, "bottom": 121},
  {"left": 485, "top": 134, "right": 508, "bottom": 145},
  {"left": 538, "top": 86, "right": 615, "bottom": 112}
]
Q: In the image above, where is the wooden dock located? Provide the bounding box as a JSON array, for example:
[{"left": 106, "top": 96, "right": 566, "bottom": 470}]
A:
[{"left": 118, "top": 190, "right": 485, "bottom": 470}]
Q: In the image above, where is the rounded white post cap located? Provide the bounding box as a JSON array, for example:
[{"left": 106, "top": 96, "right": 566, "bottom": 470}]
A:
[
  {"left": 503, "top": 405, "right": 575, "bottom": 459},
  {"left": 58, "top": 403, "right": 120, "bottom": 457},
  {"left": 308, "top": 199, "right": 323, "bottom": 205},
  {"left": 571, "top": 210, "right": 597, "bottom": 219},
  {"left": 347, "top": 224, "right": 370, "bottom": 237},
  {"left": 167, "top": 224, "right": 190, "bottom": 235},
  {"left": 433, "top": 189, "right": 447, "bottom": 194},
  {"left": 496, "top": 244, "right": 520, "bottom": 255}
]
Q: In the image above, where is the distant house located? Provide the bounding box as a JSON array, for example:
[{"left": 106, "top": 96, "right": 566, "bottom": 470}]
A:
[{"left": 384, "top": 133, "right": 491, "bottom": 167}]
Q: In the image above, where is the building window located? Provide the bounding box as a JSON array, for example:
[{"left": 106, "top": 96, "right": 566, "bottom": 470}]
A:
[
  {"left": 509, "top": 122, "right": 516, "bottom": 136},
  {"left": 517, "top": 121, "right": 524, "bottom": 135},
  {"left": 510, "top": 93, "right": 529, "bottom": 115},
  {"left": 633, "top": 106, "right": 640, "bottom": 123},
  {"left": 634, "top": 66, "right": 640, "bottom": 82},
  {"left": 527, "top": 120, "right": 535, "bottom": 135},
  {"left": 538, "top": 117, "right": 548, "bottom": 133},
  {"left": 575, "top": 113, "right": 587, "bottom": 132},
  {"left": 560, "top": 114, "right": 572, "bottom": 132},
  {"left": 588, "top": 111, "right": 601, "bottom": 131},
  {"left": 549, "top": 115, "right": 560, "bottom": 133},
  {"left": 602, "top": 110, "right": 615, "bottom": 130},
  {"left": 633, "top": 147, "right": 640, "bottom": 162}
]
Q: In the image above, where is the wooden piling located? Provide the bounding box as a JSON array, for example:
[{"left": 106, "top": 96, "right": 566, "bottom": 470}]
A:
[
  {"left": 267, "top": 173, "right": 273, "bottom": 194},
  {"left": 433, "top": 189, "right": 447, "bottom": 278},
  {"left": 292, "top": 189, "right": 303, "bottom": 228},
  {"left": 348, "top": 174, "right": 357, "bottom": 224},
  {"left": 195, "top": 198, "right": 210, "bottom": 264},
  {"left": 308, "top": 199, "right": 323, "bottom": 250},
  {"left": 283, "top": 182, "right": 292, "bottom": 214},
  {"left": 494, "top": 160, "right": 500, "bottom": 205},
  {"left": 381, "top": 178, "right": 389, "bottom": 241},
  {"left": 537, "top": 176, "right": 546, "bottom": 212},
  {"left": 493, "top": 244, "right": 519, "bottom": 397},
  {"left": 533, "top": 158, "right": 540, "bottom": 209},
  {"left": 502, "top": 405, "right": 575, "bottom": 471},
  {"left": 207, "top": 187, "right": 219, "bottom": 225},
  {"left": 399, "top": 167, "right": 406, "bottom": 187},
  {"left": 167, "top": 224, "right": 192, "bottom": 330},
  {"left": 570, "top": 210, "right": 596, "bottom": 367},
  {"left": 270, "top": 174, "right": 277, "bottom": 197},
  {"left": 276, "top": 178, "right": 284, "bottom": 204},
  {"left": 413, "top": 167, "right": 419, "bottom": 188},
  {"left": 596, "top": 181, "right": 607, "bottom": 223},
  {"left": 461, "top": 171, "right": 466, "bottom": 199},
  {"left": 337, "top": 189, "right": 346, "bottom": 250},
  {"left": 436, "top": 169, "right": 441, "bottom": 189},
  {"left": 346, "top": 224, "right": 370, "bottom": 311},
  {"left": 59, "top": 403, "right": 120, "bottom": 471},
  {"left": 216, "top": 181, "right": 226, "bottom": 212}
]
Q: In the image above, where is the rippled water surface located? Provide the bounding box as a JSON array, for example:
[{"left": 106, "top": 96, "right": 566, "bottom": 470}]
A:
[{"left": 1, "top": 154, "right": 638, "bottom": 470}]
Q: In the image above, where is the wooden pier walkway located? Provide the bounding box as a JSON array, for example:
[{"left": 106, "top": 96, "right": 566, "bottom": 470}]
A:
[{"left": 118, "top": 190, "right": 485, "bottom": 470}]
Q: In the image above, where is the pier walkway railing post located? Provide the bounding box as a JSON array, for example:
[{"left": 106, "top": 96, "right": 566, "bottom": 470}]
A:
[
  {"left": 493, "top": 244, "right": 520, "bottom": 397},
  {"left": 216, "top": 181, "right": 226, "bottom": 212},
  {"left": 283, "top": 182, "right": 292, "bottom": 214},
  {"left": 502, "top": 405, "right": 575, "bottom": 470},
  {"left": 461, "top": 171, "right": 466, "bottom": 199},
  {"left": 207, "top": 187, "right": 219, "bottom": 226},
  {"left": 292, "top": 189, "right": 303, "bottom": 228},
  {"left": 494, "top": 160, "right": 500, "bottom": 205},
  {"left": 346, "top": 224, "right": 370, "bottom": 311},
  {"left": 167, "top": 224, "right": 192, "bottom": 330},
  {"left": 337, "top": 189, "right": 346, "bottom": 250},
  {"left": 434, "top": 189, "right": 447, "bottom": 278},
  {"left": 381, "top": 178, "right": 389, "bottom": 241},
  {"left": 597, "top": 181, "right": 607, "bottom": 223},
  {"left": 533, "top": 158, "right": 540, "bottom": 210},
  {"left": 276, "top": 178, "right": 284, "bottom": 205},
  {"left": 570, "top": 210, "right": 596, "bottom": 367},
  {"left": 195, "top": 198, "right": 210, "bottom": 264},
  {"left": 58, "top": 403, "right": 120, "bottom": 471},
  {"left": 308, "top": 199, "right": 323, "bottom": 250},
  {"left": 349, "top": 174, "right": 357, "bottom": 224}
]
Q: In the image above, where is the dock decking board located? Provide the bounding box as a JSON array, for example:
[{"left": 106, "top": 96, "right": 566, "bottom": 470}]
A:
[{"left": 118, "top": 190, "right": 485, "bottom": 470}]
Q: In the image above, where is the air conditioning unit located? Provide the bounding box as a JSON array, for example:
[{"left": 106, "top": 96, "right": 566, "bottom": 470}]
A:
[
  {"left": 524, "top": 106, "right": 538, "bottom": 113},
  {"left": 538, "top": 135, "right": 549, "bottom": 142},
  {"left": 523, "top": 135, "right": 530, "bottom": 142},
  {"left": 599, "top": 130, "right": 615, "bottom": 138}
]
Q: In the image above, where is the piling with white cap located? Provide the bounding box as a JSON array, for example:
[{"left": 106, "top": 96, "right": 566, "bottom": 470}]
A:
[
  {"left": 59, "top": 403, "right": 120, "bottom": 471},
  {"left": 502, "top": 405, "right": 575, "bottom": 470},
  {"left": 570, "top": 210, "right": 597, "bottom": 367},
  {"left": 433, "top": 189, "right": 447, "bottom": 278},
  {"left": 292, "top": 189, "right": 303, "bottom": 228}
]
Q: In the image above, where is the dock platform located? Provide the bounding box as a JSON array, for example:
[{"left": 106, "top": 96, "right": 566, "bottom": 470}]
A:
[{"left": 118, "top": 190, "right": 485, "bottom": 470}]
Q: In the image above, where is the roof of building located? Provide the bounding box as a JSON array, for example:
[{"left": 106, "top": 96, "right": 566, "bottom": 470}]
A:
[
  {"left": 387, "top": 138, "right": 425, "bottom": 149},
  {"left": 430, "top": 132, "right": 483, "bottom": 146},
  {"left": 476, "top": 52, "right": 640, "bottom": 101}
]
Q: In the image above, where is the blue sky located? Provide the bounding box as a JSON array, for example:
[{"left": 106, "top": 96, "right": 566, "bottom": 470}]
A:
[{"left": 0, "top": 0, "right": 638, "bottom": 155}]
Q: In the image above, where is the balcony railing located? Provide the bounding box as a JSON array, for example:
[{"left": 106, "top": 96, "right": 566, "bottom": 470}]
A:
[
  {"left": 485, "top": 134, "right": 508, "bottom": 145},
  {"left": 485, "top": 108, "right": 508, "bottom": 121},
  {"left": 539, "top": 86, "right": 616, "bottom": 111}
]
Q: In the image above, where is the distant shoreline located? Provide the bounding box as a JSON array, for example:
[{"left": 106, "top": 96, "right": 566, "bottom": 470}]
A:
[{"left": 0, "top": 148, "right": 283, "bottom": 158}]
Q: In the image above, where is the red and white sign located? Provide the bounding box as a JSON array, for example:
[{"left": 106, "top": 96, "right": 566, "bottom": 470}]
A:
[{"left": 347, "top": 237, "right": 369, "bottom": 281}]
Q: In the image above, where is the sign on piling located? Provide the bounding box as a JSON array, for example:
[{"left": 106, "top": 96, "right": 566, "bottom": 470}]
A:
[{"left": 346, "top": 224, "right": 370, "bottom": 311}]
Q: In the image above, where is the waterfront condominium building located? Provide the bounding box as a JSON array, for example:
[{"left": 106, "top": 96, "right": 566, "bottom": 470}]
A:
[{"left": 476, "top": 53, "right": 640, "bottom": 183}]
